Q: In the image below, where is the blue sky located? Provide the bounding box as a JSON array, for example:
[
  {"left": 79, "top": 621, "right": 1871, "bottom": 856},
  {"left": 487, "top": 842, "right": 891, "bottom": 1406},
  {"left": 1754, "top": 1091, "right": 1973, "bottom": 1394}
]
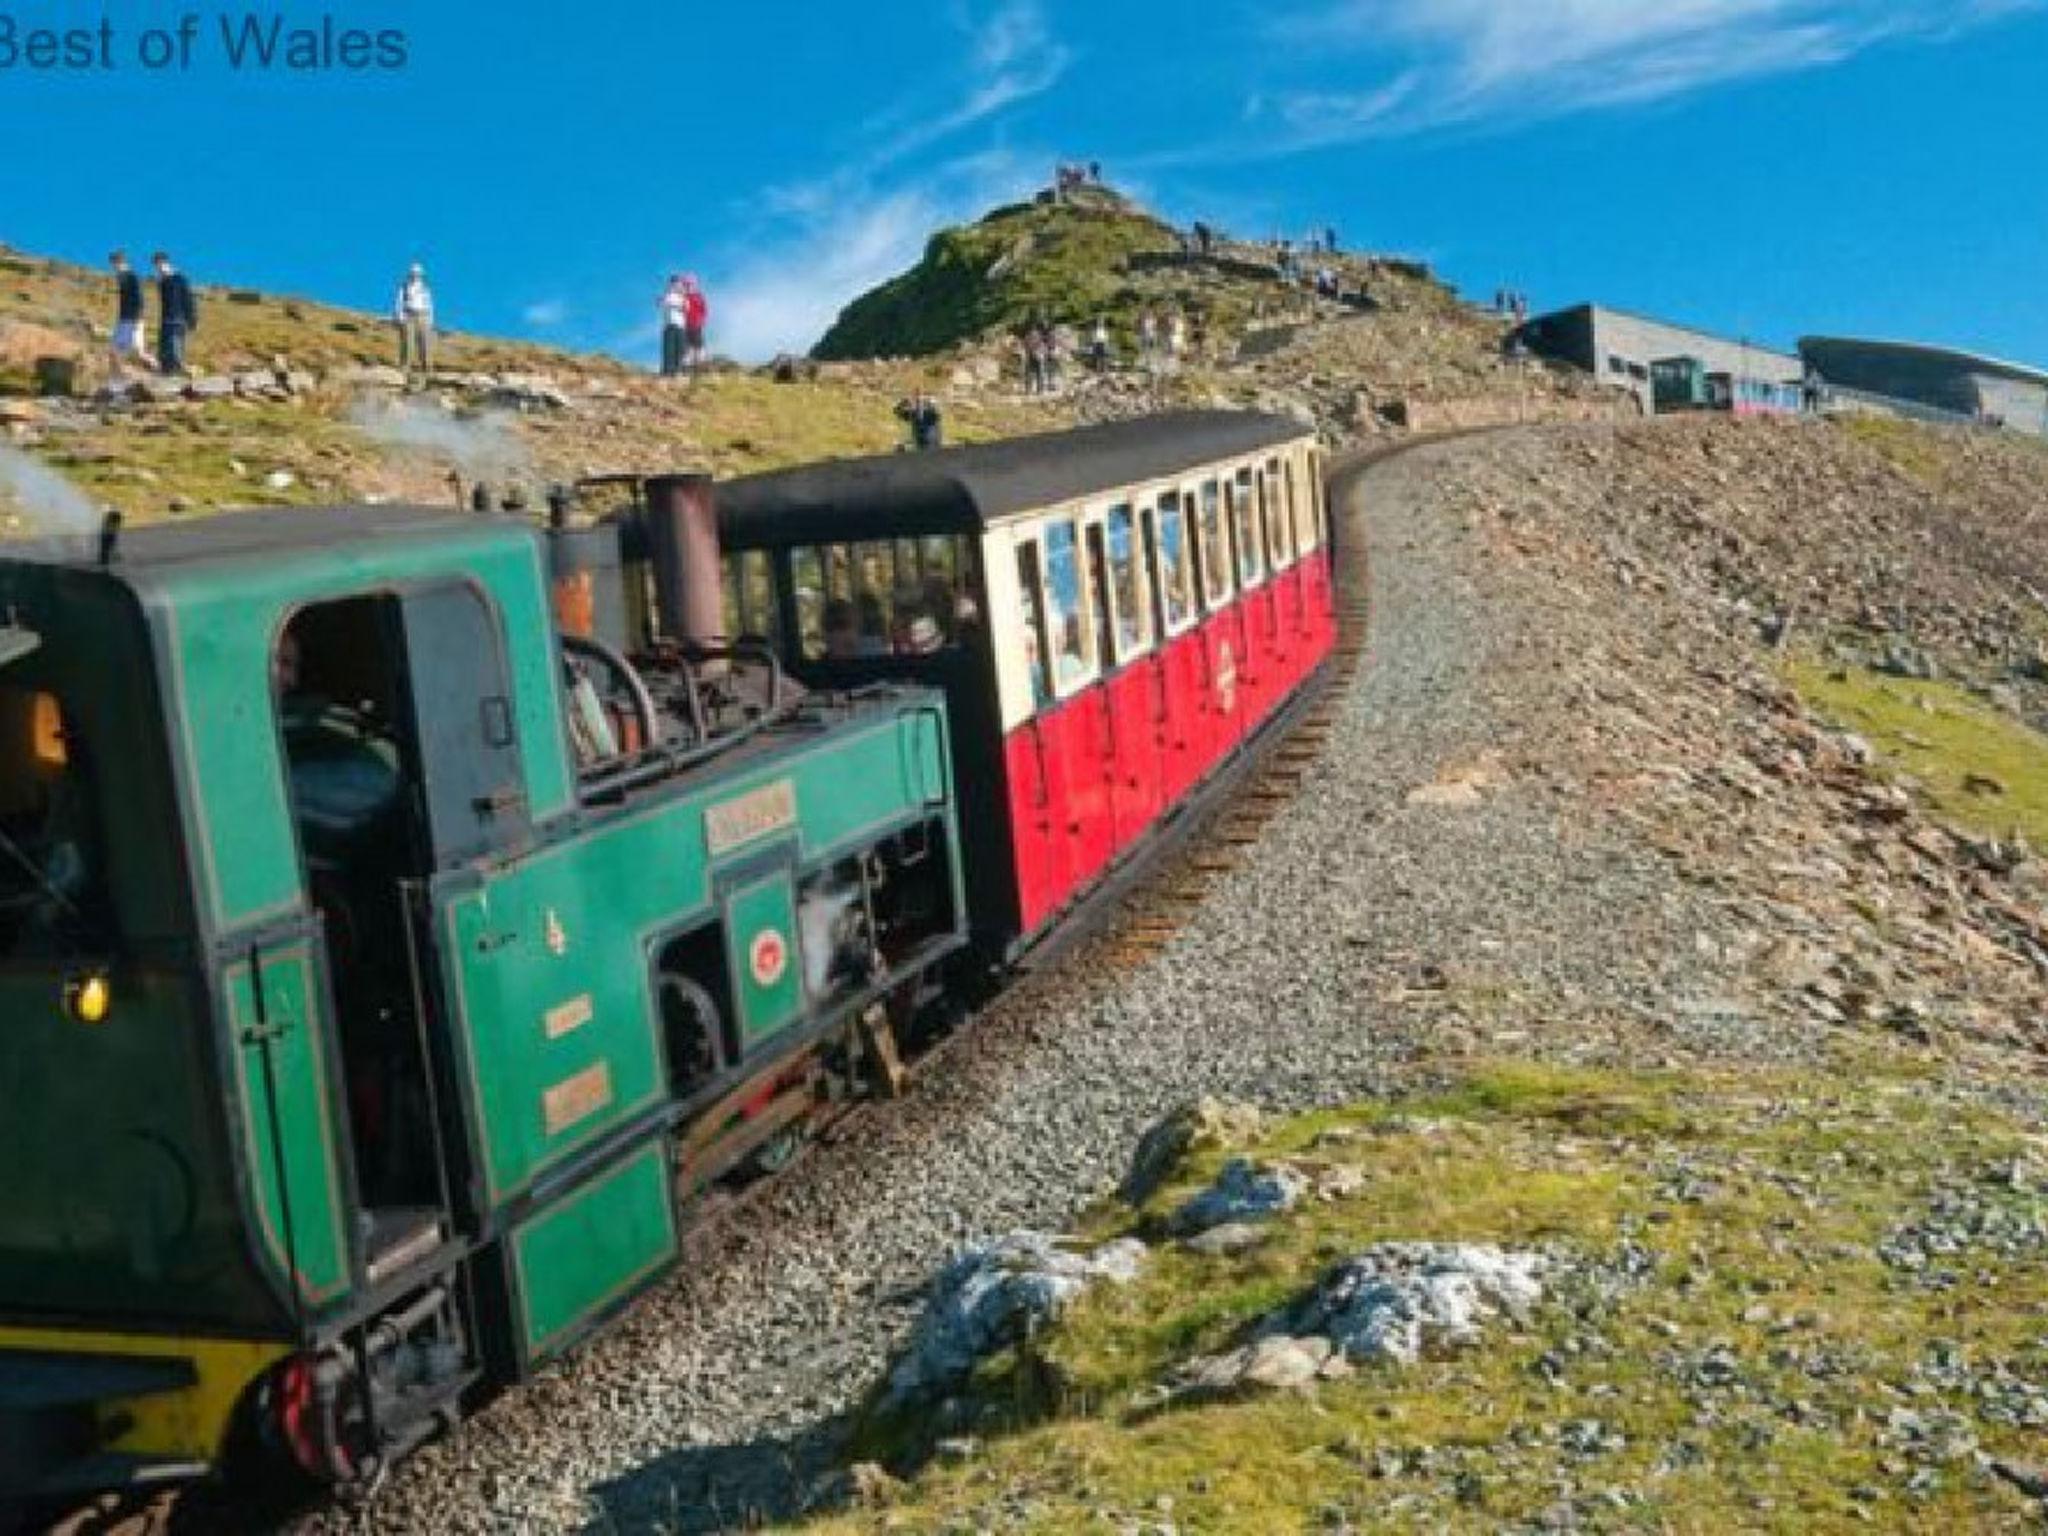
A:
[{"left": 3, "top": 0, "right": 2045, "bottom": 366}]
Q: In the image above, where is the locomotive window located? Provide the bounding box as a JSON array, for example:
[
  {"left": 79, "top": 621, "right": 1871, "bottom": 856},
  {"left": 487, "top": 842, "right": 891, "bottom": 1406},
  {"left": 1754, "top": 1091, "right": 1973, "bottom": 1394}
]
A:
[
  {"left": 1197, "top": 478, "right": 1232, "bottom": 610},
  {"left": 1156, "top": 492, "right": 1196, "bottom": 634},
  {"left": 1041, "top": 519, "right": 1096, "bottom": 695},
  {"left": 1104, "top": 504, "right": 1150, "bottom": 663},
  {"left": 0, "top": 683, "right": 111, "bottom": 960},
  {"left": 1014, "top": 540, "right": 1054, "bottom": 709},
  {"left": 1231, "top": 467, "right": 1265, "bottom": 588},
  {"left": 799, "top": 537, "right": 979, "bottom": 660}
]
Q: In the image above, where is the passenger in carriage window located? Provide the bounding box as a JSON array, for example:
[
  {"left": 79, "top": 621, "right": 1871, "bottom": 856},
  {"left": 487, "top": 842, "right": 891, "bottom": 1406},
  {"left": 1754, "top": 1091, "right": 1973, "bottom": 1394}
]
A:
[
  {"left": 823, "top": 598, "right": 862, "bottom": 660},
  {"left": 855, "top": 593, "right": 891, "bottom": 656}
]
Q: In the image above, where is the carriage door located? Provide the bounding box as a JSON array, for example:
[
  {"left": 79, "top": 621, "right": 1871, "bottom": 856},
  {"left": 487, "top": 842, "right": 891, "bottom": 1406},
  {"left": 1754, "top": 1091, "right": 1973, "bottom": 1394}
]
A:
[{"left": 396, "top": 584, "right": 530, "bottom": 867}]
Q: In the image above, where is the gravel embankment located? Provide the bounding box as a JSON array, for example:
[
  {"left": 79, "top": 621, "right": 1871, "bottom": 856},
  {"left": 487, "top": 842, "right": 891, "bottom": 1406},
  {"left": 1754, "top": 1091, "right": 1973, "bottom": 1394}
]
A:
[{"left": 330, "top": 433, "right": 1733, "bottom": 1534}]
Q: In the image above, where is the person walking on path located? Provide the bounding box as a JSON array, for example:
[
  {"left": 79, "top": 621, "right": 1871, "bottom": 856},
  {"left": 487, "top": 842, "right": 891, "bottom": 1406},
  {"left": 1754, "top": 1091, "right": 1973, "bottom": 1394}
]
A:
[
  {"left": 1137, "top": 309, "right": 1158, "bottom": 367},
  {"left": 152, "top": 253, "right": 197, "bottom": 376},
  {"left": 394, "top": 263, "right": 435, "bottom": 379},
  {"left": 658, "top": 275, "right": 689, "bottom": 377},
  {"left": 107, "top": 251, "right": 153, "bottom": 380},
  {"left": 895, "top": 392, "right": 944, "bottom": 451},
  {"left": 1088, "top": 318, "right": 1112, "bottom": 374},
  {"left": 1167, "top": 311, "right": 1188, "bottom": 371},
  {"left": 681, "top": 276, "right": 710, "bottom": 371}
]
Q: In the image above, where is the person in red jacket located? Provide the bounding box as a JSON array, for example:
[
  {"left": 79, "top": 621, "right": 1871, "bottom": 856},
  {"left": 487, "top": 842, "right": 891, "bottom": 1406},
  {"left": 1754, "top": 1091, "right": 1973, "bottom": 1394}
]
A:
[{"left": 681, "top": 275, "right": 709, "bottom": 372}]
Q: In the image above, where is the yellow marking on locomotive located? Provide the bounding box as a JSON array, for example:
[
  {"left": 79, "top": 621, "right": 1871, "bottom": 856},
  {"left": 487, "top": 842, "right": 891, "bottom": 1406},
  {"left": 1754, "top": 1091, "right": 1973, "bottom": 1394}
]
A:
[
  {"left": 0, "top": 1325, "right": 286, "bottom": 1464},
  {"left": 544, "top": 993, "right": 595, "bottom": 1040},
  {"left": 543, "top": 1060, "right": 614, "bottom": 1136}
]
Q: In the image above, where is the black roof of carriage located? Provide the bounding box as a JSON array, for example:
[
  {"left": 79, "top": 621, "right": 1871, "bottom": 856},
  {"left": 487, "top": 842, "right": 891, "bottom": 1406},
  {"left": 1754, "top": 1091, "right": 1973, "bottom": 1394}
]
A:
[{"left": 717, "top": 410, "right": 1309, "bottom": 546}]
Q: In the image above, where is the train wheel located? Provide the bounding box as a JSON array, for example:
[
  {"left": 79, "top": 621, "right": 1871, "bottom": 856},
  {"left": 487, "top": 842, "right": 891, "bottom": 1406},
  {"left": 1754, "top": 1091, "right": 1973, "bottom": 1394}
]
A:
[{"left": 658, "top": 973, "right": 725, "bottom": 1094}]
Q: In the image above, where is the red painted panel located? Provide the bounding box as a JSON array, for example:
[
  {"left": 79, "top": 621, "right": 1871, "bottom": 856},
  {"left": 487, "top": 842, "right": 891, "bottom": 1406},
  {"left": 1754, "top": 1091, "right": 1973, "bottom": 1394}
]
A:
[
  {"left": 1157, "top": 631, "right": 1207, "bottom": 806},
  {"left": 1004, "top": 722, "right": 1065, "bottom": 933},
  {"left": 1047, "top": 689, "right": 1117, "bottom": 897},
  {"left": 1106, "top": 664, "right": 1164, "bottom": 850}
]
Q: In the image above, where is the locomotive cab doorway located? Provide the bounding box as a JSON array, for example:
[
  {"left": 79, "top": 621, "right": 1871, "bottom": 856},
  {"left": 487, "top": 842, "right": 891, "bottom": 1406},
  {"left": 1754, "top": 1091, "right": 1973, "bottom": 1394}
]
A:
[{"left": 275, "top": 586, "right": 522, "bottom": 1281}]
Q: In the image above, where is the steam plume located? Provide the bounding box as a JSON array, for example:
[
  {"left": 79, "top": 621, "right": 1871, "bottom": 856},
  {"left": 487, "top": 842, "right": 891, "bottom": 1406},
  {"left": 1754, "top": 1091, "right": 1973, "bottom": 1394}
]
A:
[
  {"left": 348, "top": 397, "right": 533, "bottom": 486},
  {"left": 0, "top": 445, "right": 101, "bottom": 549}
]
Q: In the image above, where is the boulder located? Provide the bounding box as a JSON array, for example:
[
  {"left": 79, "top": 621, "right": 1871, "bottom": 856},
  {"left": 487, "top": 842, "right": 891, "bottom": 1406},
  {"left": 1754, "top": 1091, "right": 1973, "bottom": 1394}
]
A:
[
  {"left": 1166, "top": 1158, "right": 1307, "bottom": 1236},
  {"left": 886, "top": 1232, "right": 1148, "bottom": 1402},
  {"left": 1121, "top": 1099, "right": 1266, "bottom": 1204},
  {"left": 1289, "top": 1244, "right": 1546, "bottom": 1367},
  {"left": 336, "top": 364, "right": 408, "bottom": 391}
]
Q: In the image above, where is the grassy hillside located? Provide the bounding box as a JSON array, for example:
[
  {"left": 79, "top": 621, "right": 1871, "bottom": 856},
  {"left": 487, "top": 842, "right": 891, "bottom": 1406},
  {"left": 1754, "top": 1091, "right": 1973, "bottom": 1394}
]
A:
[
  {"left": 815, "top": 194, "right": 1183, "bottom": 360},
  {"left": 813, "top": 1060, "right": 2048, "bottom": 1533},
  {"left": 0, "top": 239, "right": 1072, "bottom": 524}
]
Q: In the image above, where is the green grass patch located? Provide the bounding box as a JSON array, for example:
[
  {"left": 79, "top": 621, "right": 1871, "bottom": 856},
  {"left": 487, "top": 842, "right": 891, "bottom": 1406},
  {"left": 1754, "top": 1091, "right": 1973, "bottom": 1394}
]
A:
[
  {"left": 803, "top": 1054, "right": 2048, "bottom": 1534},
  {"left": 1790, "top": 659, "right": 2048, "bottom": 846},
  {"left": 1833, "top": 414, "right": 1953, "bottom": 489}
]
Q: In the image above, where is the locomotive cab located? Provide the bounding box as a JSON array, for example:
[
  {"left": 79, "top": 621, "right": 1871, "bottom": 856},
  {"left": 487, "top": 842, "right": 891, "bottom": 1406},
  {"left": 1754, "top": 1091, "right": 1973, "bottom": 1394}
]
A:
[{"left": 0, "top": 500, "right": 968, "bottom": 1514}]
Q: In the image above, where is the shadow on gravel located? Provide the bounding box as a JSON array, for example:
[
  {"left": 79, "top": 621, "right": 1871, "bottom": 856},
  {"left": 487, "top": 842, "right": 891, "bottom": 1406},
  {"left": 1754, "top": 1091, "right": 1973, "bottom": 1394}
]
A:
[{"left": 584, "top": 1420, "right": 848, "bottom": 1534}]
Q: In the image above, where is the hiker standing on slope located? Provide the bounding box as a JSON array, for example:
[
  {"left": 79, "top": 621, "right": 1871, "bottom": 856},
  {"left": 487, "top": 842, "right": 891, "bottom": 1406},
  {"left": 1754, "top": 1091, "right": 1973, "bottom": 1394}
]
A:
[
  {"left": 681, "top": 276, "right": 709, "bottom": 372},
  {"left": 394, "top": 263, "right": 435, "bottom": 380},
  {"left": 658, "top": 276, "right": 689, "bottom": 377},
  {"left": 108, "top": 251, "right": 153, "bottom": 380},
  {"left": 152, "top": 252, "right": 197, "bottom": 376}
]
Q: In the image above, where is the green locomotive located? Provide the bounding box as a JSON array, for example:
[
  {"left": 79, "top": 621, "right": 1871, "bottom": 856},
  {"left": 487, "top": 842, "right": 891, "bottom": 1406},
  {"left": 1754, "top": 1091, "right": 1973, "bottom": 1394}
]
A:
[{"left": 0, "top": 479, "right": 964, "bottom": 1508}]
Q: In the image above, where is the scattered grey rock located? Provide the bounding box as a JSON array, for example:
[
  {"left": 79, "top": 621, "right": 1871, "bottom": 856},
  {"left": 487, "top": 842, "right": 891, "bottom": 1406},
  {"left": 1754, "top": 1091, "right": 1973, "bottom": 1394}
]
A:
[
  {"left": 1183, "top": 1222, "right": 1271, "bottom": 1259},
  {"left": 1166, "top": 1158, "right": 1307, "bottom": 1236},
  {"left": 1121, "top": 1099, "right": 1265, "bottom": 1204},
  {"left": 1290, "top": 1244, "right": 1547, "bottom": 1367},
  {"left": 886, "top": 1233, "right": 1148, "bottom": 1402}
]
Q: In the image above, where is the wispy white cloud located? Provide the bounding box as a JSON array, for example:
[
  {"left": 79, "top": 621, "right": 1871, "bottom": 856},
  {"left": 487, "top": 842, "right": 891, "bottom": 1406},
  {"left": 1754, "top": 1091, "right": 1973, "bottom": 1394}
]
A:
[
  {"left": 708, "top": 1, "right": 1064, "bottom": 359},
  {"left": 1219, "top": 0, "right": 2045, "bottom": 157},
  {"left": 522, "top": 298, "right": 568, "bottom": 328}
]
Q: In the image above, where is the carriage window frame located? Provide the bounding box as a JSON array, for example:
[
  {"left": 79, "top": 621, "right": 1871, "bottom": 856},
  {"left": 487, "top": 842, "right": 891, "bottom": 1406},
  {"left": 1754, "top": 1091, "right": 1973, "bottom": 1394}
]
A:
[
  {"left": 1154, "top": 490, "right": 1198, "bottom": 637},
  {"left": 1287, "top": 455, "right": 1318, "bottom": 556},
  {"left": 1039, "top": 516, "right": 1099, "bottom": 699},
  {"left": 1231, "top": 465, "right": 1266, "bottom": 589},
  {"left": 1197, "top": 477, "right": 1233, "bottom": 612},
  {"left": 1262, "top": 458, "right": 1295, "bottom": 571},
  {"left": 1102, "top": 502, "right": 1152, "bottom": 666}
]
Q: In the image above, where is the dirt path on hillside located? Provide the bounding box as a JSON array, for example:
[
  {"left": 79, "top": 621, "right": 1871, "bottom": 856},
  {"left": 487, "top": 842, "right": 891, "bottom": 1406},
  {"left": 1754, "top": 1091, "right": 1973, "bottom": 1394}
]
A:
[{"left": 321, "top": 427, "right": 2009, "bottom": 1535}]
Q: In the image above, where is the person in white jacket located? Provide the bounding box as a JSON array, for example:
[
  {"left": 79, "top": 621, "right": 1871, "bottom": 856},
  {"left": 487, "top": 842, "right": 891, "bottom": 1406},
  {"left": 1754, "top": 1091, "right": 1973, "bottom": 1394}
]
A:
[{"left": 395, "top": 263, "right": 435, "bottom": 379}]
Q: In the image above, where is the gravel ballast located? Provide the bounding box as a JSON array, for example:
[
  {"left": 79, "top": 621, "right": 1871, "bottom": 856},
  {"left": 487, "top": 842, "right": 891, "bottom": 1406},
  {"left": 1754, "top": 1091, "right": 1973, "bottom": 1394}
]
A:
[{"left": 318, "top": 436, "right": 1766, "bottom": 1534}]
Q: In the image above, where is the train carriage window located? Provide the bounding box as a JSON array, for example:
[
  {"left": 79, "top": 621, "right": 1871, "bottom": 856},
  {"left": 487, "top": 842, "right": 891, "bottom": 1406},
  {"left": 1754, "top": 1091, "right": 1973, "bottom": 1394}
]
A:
[
  {"left": 1197, "top": 478, "right": 1232, "bottom": 610},
  {"left": 1103, "top": 504, "right": 1151, "bottom": 663},
  {"left": 1231, "top": 467, "right": 1265, "bottom": 587},
  {"left": 0, "top": 684, "right": 111, "bottom": 960},
  {"left": 1041, "top": 518, "right": 1096, "bottom": 695},
  {"left": 1014, "top": 540, "right": 1055, "bottom": 709},
  {"left": 1262, "top": 460, "right": 1293, "bottom": 569},
  {"left": 1155, "top": 491, "right": 1196, "bottom": 634}
]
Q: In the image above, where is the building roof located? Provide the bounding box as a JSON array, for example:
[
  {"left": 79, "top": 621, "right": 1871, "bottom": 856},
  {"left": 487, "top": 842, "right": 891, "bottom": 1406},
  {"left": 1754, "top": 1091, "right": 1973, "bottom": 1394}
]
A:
[
  {"left": 1524, "top": 302, "right": 1802, "bottom": 367},
  {"left": 717, "top": 410, "right": 1310, "bottom": 546},
  {"left": 1799, "top": 336, "right": 2048, "bottom": 389}
]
